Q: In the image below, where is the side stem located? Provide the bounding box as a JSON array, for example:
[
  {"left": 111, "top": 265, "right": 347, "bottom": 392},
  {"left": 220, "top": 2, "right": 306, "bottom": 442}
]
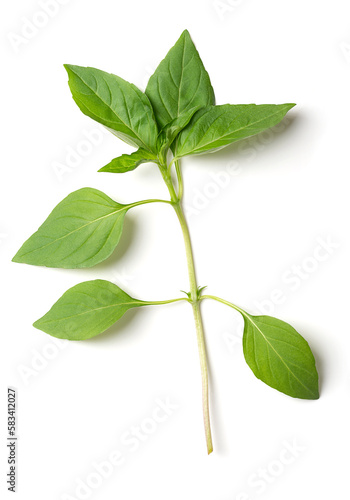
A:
[{"left": 201, "top": 295, "right": 248, "bottom": 319}]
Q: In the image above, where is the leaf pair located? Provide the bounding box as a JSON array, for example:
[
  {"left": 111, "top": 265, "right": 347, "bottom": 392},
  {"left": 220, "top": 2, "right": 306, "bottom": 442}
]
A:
[{"left": 33, "top": 276, "right": 319, "bottom": 402}]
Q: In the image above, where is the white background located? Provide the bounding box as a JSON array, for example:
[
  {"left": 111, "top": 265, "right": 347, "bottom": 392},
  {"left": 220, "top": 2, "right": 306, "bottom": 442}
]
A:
[{"left": 1, "top": 0, "right": 350, "bottom": 498}]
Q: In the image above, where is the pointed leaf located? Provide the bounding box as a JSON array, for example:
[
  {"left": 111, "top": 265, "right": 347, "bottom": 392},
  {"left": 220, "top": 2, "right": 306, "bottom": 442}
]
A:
[
  {"left": 145, "top": 30, "right": 215, "bottom": 129},
  {"left": 65, "top": 65, "right": 158, "bottom": 152},
  {"left": 99, "top": 148, "right": 158, "bottom": 173},
  {"left": 243, "top": 314, "right": 319, "bottom": 400},
  {"left": 33, "top": 280, "right": 145, "bottom": 340},
  {"left": 176, "top": 103, "right": 295, "bottom": 157},
  {"left": 13, "top": 188, "right": 130, "bottom": 268}
]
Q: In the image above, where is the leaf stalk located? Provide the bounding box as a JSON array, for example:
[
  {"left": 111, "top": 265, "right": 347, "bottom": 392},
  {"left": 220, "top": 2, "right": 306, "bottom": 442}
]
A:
[{"left": 201, "top": 294, "right": 248, "bottom": 318}]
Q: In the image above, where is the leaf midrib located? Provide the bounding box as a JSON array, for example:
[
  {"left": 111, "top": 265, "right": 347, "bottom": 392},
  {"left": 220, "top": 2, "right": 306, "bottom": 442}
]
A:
[
  {"left": 38, "top": 300, "right": 144, "bottom": 323},
  {"left": 70, "top": 68, "right": 152, "bottom": 150},
  {"left": 18, "top": 205, "right": 127, "bottom": 258},
  {"left": 179, "top": 106, "right": 290, "bottom": 156}
]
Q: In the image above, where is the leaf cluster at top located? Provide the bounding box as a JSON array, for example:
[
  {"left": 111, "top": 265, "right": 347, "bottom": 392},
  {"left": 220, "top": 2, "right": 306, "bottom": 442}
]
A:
[{"left": 64, "top": 30, "right": 294, "bottom": 171}]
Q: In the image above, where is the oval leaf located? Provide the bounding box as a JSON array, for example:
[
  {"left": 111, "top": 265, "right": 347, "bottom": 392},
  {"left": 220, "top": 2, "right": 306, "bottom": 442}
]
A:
[
  {"left": 12, "top": 188, "right": 129, "bottom": 268},
  {"left": 243, "top": 314, "right": 319, "bottom": 399},
  {"left": 176, "top": 103, "right": 295, "bottom": 157},
  {"left": 65, "top": 65, "right": 158, "bottom": 152},
  {"left": 146, "top": 30, "right": 215, "bottom": 129},
  {"left": 33, "top": 280, "right": 145, "bottom": 340}
]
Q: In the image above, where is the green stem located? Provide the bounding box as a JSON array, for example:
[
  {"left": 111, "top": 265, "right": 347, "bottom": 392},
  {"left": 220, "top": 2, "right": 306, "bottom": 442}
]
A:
[
  {"left": 191, "top": 300, "right": 213, "bottom": 454},
  {"left": 159, "top": 167, "right": 179, "bottom": 203},
  {"left": 174, "top": 160, "right": 184, "bottom": 200},
  {"left": 158, "top": 158, "right": 213, "bottom": 454},
  {"left": 172, "top": 191, "right": 213, "bottom": 455},
  {"left": 173, "top": 203, "right": 198, "bottom": 296}
]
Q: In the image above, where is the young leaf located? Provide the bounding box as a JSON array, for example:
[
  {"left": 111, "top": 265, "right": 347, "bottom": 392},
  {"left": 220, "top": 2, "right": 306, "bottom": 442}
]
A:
[
  {"left": 33, "top": 280, "right": 145, "bottom": 340},
  {"left": 99, "top": 148, "right": 158, "bottom": 173},
  {"left": 12, "top": 188, "right": 130, "bottom": 268},
  {"left": 64, "top": 65, "right": 159, "bottom": 152},
  {"left": 242, "top": 314, "right": 319, "bottom": 400},
  {"left": 145, "top": 30, "right": 215, "bottom": 129},
  {"left": 176, "top": 103, "right": 295, "bottom": 158},
  {"left": 157, "top": 106, "right": 201, "bottom": 154}
]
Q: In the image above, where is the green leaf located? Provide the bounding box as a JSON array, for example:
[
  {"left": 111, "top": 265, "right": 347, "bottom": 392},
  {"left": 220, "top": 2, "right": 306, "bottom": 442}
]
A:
[
  {"left": 176, "top": 103, "right": 295, "bottom": 158},
  {"left": 64, "top": 64, "right": 159, "bottom": 153},
  {"left": 99, "top": 148, "right": 158, "bottom": 173},
  {"left": 145, "top": 30, "right": 215, "bottom": 129},
  {"left": 12, "top": 188, "right": 130, "bottom": 269},
  {"left": 242, "top": 314, "right": 319, "bottom": 400},
  {"left": 33, "top": 280, "right": 145, "bottom": 340},
  {"left": 157, "top": 106, "right": 201, "bottom": 154}
]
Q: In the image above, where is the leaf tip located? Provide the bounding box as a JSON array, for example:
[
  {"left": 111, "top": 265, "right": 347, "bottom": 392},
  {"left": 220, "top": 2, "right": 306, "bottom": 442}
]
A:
[
  {"left": 64, "top": 64, "right": 76, "bottom": 85},
  {"left": 63, "top": 63, "right": 72, "bottom": 74},
  {"left": 32, "top": 318, "right": 43, "bottom": 331},
  {"left": 179, "top": 29, "right": 193, "bottom": 45},
  {"left": 64, "top": 64, "right": 82, "bottom": 79},
  {"left": 11, "top": 251, "right": 24, "bottom": 264}
]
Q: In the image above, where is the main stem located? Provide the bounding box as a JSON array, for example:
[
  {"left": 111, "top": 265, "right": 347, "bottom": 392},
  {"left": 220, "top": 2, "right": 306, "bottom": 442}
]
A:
[{"left": 161, "top": 164, "right": 213, "bottom": 454}]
